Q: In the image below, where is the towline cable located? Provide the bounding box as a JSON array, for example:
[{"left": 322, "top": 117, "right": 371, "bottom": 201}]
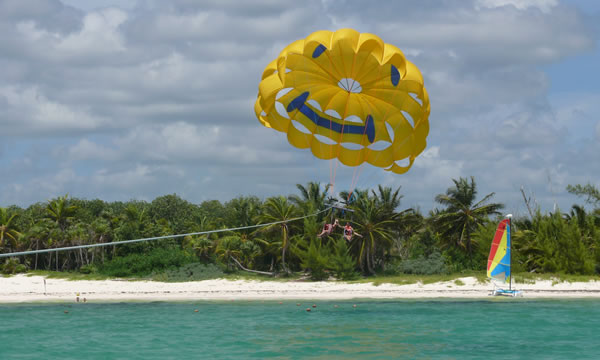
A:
[{"left": 0, "top": 207, "right": 334, "bottom": 258}]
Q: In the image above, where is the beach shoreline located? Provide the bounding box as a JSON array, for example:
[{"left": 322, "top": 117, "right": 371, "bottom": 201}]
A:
[{"left": 2, "top": 274, "right": 600, "bottom": 303}]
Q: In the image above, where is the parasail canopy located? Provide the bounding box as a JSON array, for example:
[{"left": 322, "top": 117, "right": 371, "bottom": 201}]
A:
[{"left": 254, "top": 28, "right": 430, "bottom": 174}]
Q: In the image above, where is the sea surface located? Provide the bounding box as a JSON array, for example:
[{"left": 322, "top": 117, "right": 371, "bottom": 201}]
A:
[{"left": 1, "top": 299, "right": 599, "bottom": 359}]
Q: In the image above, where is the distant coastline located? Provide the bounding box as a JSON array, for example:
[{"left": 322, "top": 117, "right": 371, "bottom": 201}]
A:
[{"left": 2, "top": 274, "right": 600, "bottom": 303}]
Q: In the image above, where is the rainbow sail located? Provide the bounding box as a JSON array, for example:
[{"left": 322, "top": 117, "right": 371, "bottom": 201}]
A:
[{"left": 487, "top": 218, "right": 511, "bottom": 284}]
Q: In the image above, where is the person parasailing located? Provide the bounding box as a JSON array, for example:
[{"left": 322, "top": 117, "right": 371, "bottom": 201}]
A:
[
  {"left": 317, "top": 219, "right": 340, "bottom": 238},
  {"left": 343, "top": 222, "right": 362, "bottom": 242}
]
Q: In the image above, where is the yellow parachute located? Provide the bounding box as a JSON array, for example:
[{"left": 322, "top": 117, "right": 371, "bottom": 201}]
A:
[{"left": 254, "top": 28, "right": 430, "bottom": 174}]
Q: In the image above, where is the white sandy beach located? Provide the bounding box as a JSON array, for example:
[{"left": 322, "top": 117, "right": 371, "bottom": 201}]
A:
[{"left": 1, "top": 274, "right": 600, "bottom": 303}]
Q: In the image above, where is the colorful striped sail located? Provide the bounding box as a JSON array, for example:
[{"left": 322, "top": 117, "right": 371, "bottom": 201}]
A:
[{"left": 487, "top": 219, "right": 511, "bottom": 284}]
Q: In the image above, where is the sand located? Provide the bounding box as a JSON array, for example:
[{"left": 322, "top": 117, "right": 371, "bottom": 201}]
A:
[{"left": 1, "top": 274, "right": 600, "bottom": 303}]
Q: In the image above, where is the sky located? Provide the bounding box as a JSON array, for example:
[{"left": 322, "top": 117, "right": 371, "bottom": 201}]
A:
[{"left": 1, "top": 0, "right": 599, "bottom": 216}]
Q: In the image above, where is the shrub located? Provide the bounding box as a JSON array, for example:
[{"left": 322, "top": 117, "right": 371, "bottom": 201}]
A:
[
  {"left": 98, "top": 247, "right": 197, "bottom": 277},
  {"left": 79, "top": 264, "right": 97, "bottom": 274},
  {"left": 152, "top": 262, "right": 226, "bottom": 282},
  {"left": 396, "top": 252, "right": 448, "bottom": 275},
  {"left": 330, "top": 238, "right": 358, "bottom": 280},
  {"left": 2, "top": 258, "right": 28, "bottom": 275},
  {"left": 300, "top": 238, "right": 329, "bottom": 281}
]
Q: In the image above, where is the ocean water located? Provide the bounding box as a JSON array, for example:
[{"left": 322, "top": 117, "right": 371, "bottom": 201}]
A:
[{"left": 1, "top": 299, "right": 599, "bottom": 359}]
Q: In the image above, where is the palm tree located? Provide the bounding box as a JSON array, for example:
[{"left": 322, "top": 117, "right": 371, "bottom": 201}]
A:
[
  {"left": 215, "top": 235, "right": 243, "bottom": 271},
  {"left": 563, "top": 205, "right": 600, "bottom": 265},
  {"left": 23, "top": 219, "right": 53, "bottom": 270},
  {"left": 432, "top": 176, "right": 504, "bottom": 267},
  {"left": 258, "top": 196, "right": 299, "bottom": 273},
  {"left": 339, "top": 189, "right": 368, "bottom": 207},
  {"left": 225, "top": 197, "right": 262, "bottom": 227},
  {"left": 337, "top": 188, "right": 369, "bottom": 224},
  {"left": 350, "top": 195, "right": 397, "bottom": 274},
  {"left": 392, "top": 208, "right": 425, "bottom": 259},
  {"left": 372, "top": 185, "right": 403, "bottom": 215},
  {"left": 66, "top": 222, "right": 89, "bottom": 269},
  {"left": 0, "top": 207, "right": 21, "bottom": 252},
  {"left": 213, "top": 228, "right": 265, "bottom": 270},
  {"left": 45, "top": 195, "right": 79, "bottom": 271},
  {"left": 254, "top": 232, "right": 283, "bottom": 272},
  {"left": 512, "top": 226, "right": 545, "bottom": 273},
  {"left": 239, "top": 237, "right": 262, "bottom": 269},
  {"left": 565, "top": 204, "right": 589, "bottom": 230},
  {"left": 88, "top": 218, "right": 112, "bottom": 265},
  {"left": 184, "top": 235, "right": 214, "bottom": 260},
  {"left": 513, "top": 210, "right": 595, "bottom": 274},
  {"left": 183, "top": 215, "right": 216, "bottom": 260},
  {"left": 289, "top": 182, "right": 331, "bottom": 215},
  {"left": 46, "top": 194, "right": 77, "bottom": 231}
]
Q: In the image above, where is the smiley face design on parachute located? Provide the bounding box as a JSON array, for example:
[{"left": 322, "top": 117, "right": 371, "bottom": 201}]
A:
[{"left": 254, "top": 29, "right": 430, "bottom": 174}]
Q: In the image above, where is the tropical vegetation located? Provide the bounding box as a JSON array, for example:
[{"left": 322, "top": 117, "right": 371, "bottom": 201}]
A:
[{"left": 1, "top": 178, "right": 599, "bottom": 280}]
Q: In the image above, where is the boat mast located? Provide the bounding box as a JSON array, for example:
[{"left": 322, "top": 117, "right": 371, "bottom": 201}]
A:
[{"left": 506, "top": 214, "right": 513, "bottom": 291}]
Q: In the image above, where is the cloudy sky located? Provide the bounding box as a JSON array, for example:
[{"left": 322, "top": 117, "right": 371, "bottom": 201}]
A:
[{"left": 1, "top": 0, "right": 599, "bottom": 215}]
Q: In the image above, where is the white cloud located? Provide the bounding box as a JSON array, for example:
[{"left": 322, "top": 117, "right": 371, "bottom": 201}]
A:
[
  {"left": 111, "top": 122, "right": 293, "bottom": 166},
  {"left": 476, "top": 0, "right": 559, "bottom": 13},
  {"left": 0, "top": 0, "right": 598, "bottom": 213},
  {"left": 0, "top": 86, "right": 105, "bottom": 134},
  {"left": 63, "top": 139, "right": 118, "bottom": 162},
  {"left": 495, "top": 108, "right": 562, "bottom": 146},
  {"left": 426, "top": 66, "right": 550, "bottom": 116},
  {"left": 92, "top": 164, "right": 155, "bottom": 190},
  {"left": 16, "top": 20, "right": 58, "bottom": 41},
  {"left": 551, "top": 93, "right": 600, "bottom": 141},
  {"left": 1, "top": 168, "right": 79, "bottom": 205},
  {"left": 15, "top": 7, "right": 127, "bottom": 60},
  {"left": 57, "top": 8, "right": 127, "bottom": 54},
  {"left": 413, "top": 146, "right": 465, "bottom": 185}
]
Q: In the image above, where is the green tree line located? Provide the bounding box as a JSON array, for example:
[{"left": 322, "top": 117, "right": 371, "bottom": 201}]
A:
[{"left": 1, "top": 178, "right": 599, "bottom": 279}]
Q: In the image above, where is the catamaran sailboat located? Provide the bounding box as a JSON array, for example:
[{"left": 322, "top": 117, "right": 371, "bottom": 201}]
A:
[{"left": 487, "top": 214, "right": 523, "bottom": 297}]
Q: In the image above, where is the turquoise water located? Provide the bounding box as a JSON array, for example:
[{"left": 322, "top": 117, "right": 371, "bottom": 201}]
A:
[{"left": 1, "top": 299, "right": 599, "bottom": 359}]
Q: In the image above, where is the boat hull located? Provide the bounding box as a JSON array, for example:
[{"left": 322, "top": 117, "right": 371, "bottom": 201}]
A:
[{"left": 490, "top": 288, "right": 523, "bottom": 297}]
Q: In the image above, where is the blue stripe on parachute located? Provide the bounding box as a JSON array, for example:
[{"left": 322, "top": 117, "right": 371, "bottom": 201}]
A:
[
  {"left": 286, "top": 92, "right": 375, "bottom": 143},
  {"left": 391, "top": 65, "right": 400, "bottom": 86},
  {"left": 312, "top": 44, "right": 327, "bottom": 58}
]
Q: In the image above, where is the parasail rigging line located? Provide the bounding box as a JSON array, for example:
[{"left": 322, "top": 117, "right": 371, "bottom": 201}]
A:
[{"left": 0, "top": 207, "right": 334, "bottom": 258}]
